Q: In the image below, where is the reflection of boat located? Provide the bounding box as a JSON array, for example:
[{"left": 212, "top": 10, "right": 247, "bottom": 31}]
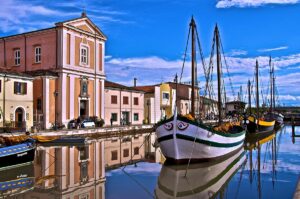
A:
[
  {"left": 156, "top": 18, "right": 245, "bottom": 163},
  {"left": 0, "top": 139, "right": 35, "bottom": 170},
  {"left": 245, "top": 130, "right": 277, "bottom": 199},
  {"left": 155, "top": 147, "right": 246, "bottom": 198},
  {"left": 0, "top": 163, "right": 34, "bottom": 198}
]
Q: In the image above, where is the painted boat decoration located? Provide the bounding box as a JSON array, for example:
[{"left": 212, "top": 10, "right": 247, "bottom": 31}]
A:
[
  {"left": 0, "top": 139, "right": 35, "bottom": 170},
  {"left": 155, "top": 147, "right": 246, "bottom": 198},
  {"left": 155, "top": 18, "right": 246, "bottom": 163}
]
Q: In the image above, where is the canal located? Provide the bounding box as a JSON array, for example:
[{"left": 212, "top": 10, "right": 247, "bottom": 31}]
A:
[{"left": 0, "top": 125, "right": 299, "bottom": 199}]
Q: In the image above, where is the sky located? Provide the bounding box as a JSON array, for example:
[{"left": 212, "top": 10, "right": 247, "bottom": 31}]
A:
[{"left": 1, "top": 0, "right": 300, "bottom": 106}]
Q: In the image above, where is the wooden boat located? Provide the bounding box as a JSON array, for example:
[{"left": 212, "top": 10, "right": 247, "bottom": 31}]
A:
[
  {"left": 246, "top": 60, "right": 275, "bottom": 133},
  {"left": 155, "top": 147, "right": 246, "bottom": 198},
  {"left": 156, "top": 18, "right": 245, "bottom": 163},
  {"left": 0, "top": 139, "right": 35, "bottom": 170},
  {"left": 0, "top": 163, "right": 34, "bottom": 198}
]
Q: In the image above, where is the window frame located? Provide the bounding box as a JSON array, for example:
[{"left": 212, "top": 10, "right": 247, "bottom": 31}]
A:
[
  {"left": 134, "top": 113, "right": 139, "bottom": 121},
  {"left": 123, "top": 96, "right": 129, "bottom": 105},
  {"left": 111, "top": 150, "right": 118, "bottom": 160},
  {"left": 14, "top": 82, "right": 27, "bottom": 95},
  {"left": 123, "top": 148, "right": 129, "bottom": 158},
  {"left": 162, "top": 92, "right": 169, "bottom": 100},
  {"left": 134, "top": 147, "right": 139, "bottom": 155},
  {"left": 14, "top": 49, "right": 21, "bottom": 66},
  {"left": 80, "top": 44, "right": 89, "bottom": 66},
  {"left": 111, "top": 113, "right": 118, "bottom": 121},
  {"left": 134, "top": 97, "right": 139, "bottom": 105},
  {"left": 35, "top": 46, "right": 41, "bottom": 63},
  {"left": 111, "top": 95, "right": 118, "bottom": 104}
]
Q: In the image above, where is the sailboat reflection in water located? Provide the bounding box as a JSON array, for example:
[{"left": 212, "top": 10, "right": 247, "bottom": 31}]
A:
[{"left": 155, "top": 147, "right": 246, "bottom": 198}]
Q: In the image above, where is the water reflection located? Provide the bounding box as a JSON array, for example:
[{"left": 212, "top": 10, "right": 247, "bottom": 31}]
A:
[
  {"left": 155, "top": 148, "right": 246, "bottom": 198},
  {"left": 0, "top": 127, "right": 299, "bottom": 199},
  {"left": 2, "top": 140, "right": 106, "bottom": 199}
]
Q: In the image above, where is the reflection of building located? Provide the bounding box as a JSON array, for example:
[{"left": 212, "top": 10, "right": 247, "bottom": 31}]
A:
[
  {"left": 104, "top": 81, "right": 144, "bottom": 126},
  {"left": 135, "top": 82, "right": 200, "bottom": 124},
  {"left": 23, "top": 141, "right": 105, "bottom": 198},
  {"left": 104, "top": 134, "right": 146, "bottom": 168},
  {"left": 0, "top": 72, "right": 34, "bottom": 131},
  {"left": 0, "top": 13, "right": 106, "bottom": 129},
  {"left": 225, "top": 100, "right": 246, "bottom": 115}
]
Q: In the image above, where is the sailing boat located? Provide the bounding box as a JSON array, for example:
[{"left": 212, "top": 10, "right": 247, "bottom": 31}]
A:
[
  {"left": 264, "top": 57, "right": 284, "bottom": 129},
  {"left": 247, "top": 60, "right": 275, "bottom": 134},
  {"left": 155, "top": 18, "right": 246, "bottom": 163},
  {"left": 155, "top": 147, "right": 246, "bottom": 198}
]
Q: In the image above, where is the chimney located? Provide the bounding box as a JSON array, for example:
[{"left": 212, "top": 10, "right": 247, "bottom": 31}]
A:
[
  {"left": 81, "top": 11, "right": 87, "bottom": 18},
  {"left": 134, "top": 78, "right": 137, "bottom": 87}
]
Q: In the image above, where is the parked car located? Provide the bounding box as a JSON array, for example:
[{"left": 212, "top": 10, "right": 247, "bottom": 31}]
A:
[
  {"left": 68, "top": 119, "right": 77, "bottom": 129},
  {"left": 80, "top": 119, "right": 95, "bottom": 128}
]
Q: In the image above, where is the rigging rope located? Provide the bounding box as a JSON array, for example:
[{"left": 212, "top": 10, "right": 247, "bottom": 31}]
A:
[{"left": 179, "top": 26, "right": 191, "bottom": 83}]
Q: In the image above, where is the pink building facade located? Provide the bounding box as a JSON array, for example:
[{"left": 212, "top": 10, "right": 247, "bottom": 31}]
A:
[
  {"left": 0, "top": 13, "right": 106, "bottom": 129},
  {"left": 104, "top": 81, "right": 144, "bottom": 126}
]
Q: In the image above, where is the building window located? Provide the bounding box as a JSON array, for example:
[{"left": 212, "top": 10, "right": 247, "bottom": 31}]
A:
[
  {"left": 123, "top": 96, "right": 129, "bottom": 105},
  {"left": 37, "top": 98, "right": 42, "bottom": 111},
  {"left": 134, "top": 113, "right": 139, "bottom": 121},
  {"left": 111, "top": 150, "right": 118, "bottom": 160},
  {"left": 111, "top": 113, "right": 117, "bottom": 121},
  {"left": 80, "top": 45, "right": 89, "bottom": 65},
  {"left": 14, "top": 82, "right": 27, "bottom": 95},
  {"left": 134, "top": 97, "right": 139, "bottom": 105},
  {"left": 14, "top": 49, "right": 20, "bottom": 66},
  {"left": 111, "top": 95, "right": 117, "bottom": 104},
  {"left": 162, "top": 92, "right": 169, "bottom": 100},
  {"left": 35, "top": 46, "right": 41, "bottom": 63},
  {"left": 134, "top": 147, "right": 139, "bottom": 155},
  {"left": 123, "top": 149, "right": 129, "bottom": 157}
]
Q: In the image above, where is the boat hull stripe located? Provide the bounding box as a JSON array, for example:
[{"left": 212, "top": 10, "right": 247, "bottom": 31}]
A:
[{"left": 158, "top": 134, "right": 244, "bottom": 148}]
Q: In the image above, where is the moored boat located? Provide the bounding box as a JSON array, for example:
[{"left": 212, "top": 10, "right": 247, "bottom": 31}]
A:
[
  {"left": 156, "top": 18, "right": 246, "bottom": 164},
  {"left": 0, "top": 139, "right": 35, "bottom": 170}
]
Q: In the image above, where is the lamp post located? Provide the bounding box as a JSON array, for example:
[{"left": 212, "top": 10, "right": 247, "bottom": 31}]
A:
[{"left": 54, "top": 90, "right": 59, "bottom": 130}]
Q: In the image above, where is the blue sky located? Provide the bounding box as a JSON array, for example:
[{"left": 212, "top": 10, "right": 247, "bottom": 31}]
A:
[{"left": 1, "top": 0, "right": 300, "bottom": 106}]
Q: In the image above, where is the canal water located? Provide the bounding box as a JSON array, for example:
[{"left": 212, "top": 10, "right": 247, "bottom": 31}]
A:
[{"left": 0, "top": 125, "right": 299, "bottom": 199}]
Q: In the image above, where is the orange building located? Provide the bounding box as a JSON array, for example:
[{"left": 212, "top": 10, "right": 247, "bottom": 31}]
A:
[{"left": 0, "top": 13, "right": 106, "bottom": 129}]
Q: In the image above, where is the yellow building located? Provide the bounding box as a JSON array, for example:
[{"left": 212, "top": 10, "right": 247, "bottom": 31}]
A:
[{"left": 0, "top": 72, "right": 34, "bottom": 131}]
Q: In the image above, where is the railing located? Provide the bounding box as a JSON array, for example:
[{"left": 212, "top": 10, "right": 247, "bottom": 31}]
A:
[{"left": 0, "top": 121, "right": 26, "bottom": 132}]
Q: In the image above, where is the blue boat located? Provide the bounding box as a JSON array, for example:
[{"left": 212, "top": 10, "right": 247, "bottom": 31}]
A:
[{"left": 0, "top": 139, "right": 35, "bottom": 170}]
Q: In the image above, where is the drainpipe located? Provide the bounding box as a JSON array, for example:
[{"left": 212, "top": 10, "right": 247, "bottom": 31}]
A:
[
  {"left": 94, "top": 34, "right": 97, "bottom": 118},
  {"left": 3, "top": 39, "right": 6, "bottom": 67},
  {"left": 24, "top": 35, "right": 27, "bottom": 72},
  {"left": 3, "top": 74, "right": 6, "bottom": 125},
  {"left": 120, "top": 89, "right": 122, "bottom": 125}
]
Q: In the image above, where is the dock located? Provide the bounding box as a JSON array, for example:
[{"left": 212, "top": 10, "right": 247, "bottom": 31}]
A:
[{"left": 0, "top": 124, "right": 154, "bottom": 139}]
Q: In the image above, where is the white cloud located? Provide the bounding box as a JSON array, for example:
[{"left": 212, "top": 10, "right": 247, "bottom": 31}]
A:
[
  {"left": 258, "top": 46, "right": 288, "bottom": 52},
  {"left": 216, "top": 0, "right": 300, "bottom": 8},
  {"left": 227, "top": 49, "right": 248, "bottom": 56}
]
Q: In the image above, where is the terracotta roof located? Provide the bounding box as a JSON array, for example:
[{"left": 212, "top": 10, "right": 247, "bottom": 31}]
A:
[
  {"left": 134, "top": 85, "right": 157, "bottom": 93},
  {"left": 105, "top": 80, "right": 144, "bottom": 92}
]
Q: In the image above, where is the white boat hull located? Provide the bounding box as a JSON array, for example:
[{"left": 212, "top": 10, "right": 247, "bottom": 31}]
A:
[{"left": 156, "top": 116, "right": 246, "bottom": 163}]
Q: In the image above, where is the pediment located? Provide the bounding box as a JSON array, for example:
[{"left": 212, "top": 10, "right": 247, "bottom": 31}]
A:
[{"left": 60, "top": 17, "right": 107, "bottom": 40}]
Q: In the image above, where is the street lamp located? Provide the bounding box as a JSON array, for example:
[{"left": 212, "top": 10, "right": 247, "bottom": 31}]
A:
[{"left": 54, "top": 90, "right": 59, "bottom": 130}]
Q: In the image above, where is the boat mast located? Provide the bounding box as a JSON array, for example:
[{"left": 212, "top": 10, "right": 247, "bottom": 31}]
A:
[
  {"left": 272, "top": 65, "right": 276, "bottom": 110},
  {"left": 269, "top": 57, "right": 273, "bottom": 112},
  {"left": 256, "top": 60, "right": 260, "bottom": 119},
  {"left": 190, "top": 17, "right": 196, "bottom": 118},
  {"left": 248, "top": 80, "right": 251, "bottom": 114},
  {"left": 215, "top": 25, "right": 222, "bottom": 125}
]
